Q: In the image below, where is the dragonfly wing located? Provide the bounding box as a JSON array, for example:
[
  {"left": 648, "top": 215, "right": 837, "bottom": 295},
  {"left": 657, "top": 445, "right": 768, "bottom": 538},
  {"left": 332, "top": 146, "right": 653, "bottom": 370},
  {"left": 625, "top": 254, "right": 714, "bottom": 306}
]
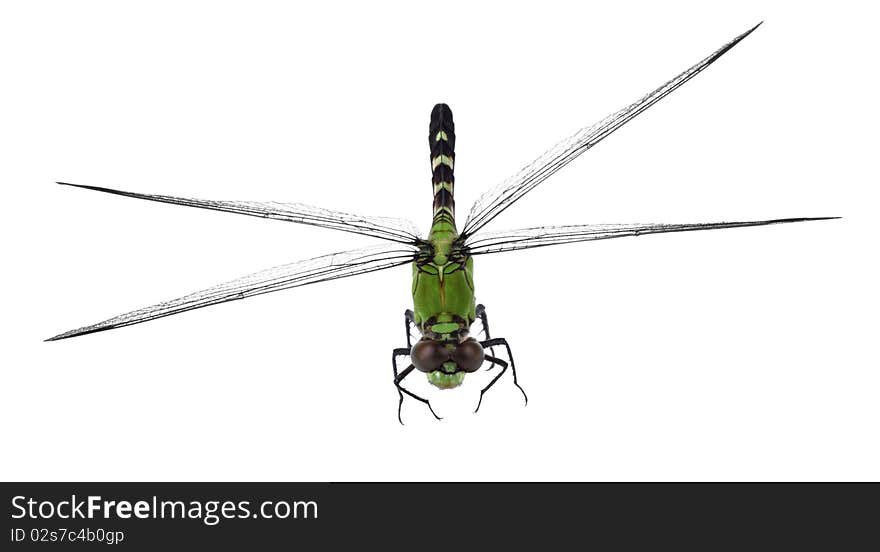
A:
[
  {"left": 461, "top": 23, "right": 761, "bottom": 238},
  {"left": 462, "top": 218, "right": 838, "bottom": 255},
  {"left": 56, "top": 182, "right": 422, "bottom": 244},
  {"left": 47, "top": 244, "right": 418, "bottom": 341}
]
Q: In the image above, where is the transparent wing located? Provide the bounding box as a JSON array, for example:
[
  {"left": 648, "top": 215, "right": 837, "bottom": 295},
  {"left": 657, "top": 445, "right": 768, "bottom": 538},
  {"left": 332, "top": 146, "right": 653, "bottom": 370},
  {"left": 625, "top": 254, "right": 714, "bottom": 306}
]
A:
[
  {"left": 56, "top": 182, "right": 422, "bottom": 244},
  {"left": 463, "top": 218, "right": 837, "bottom": 255},
  {"left": 47, "top": 244, "right": 418, "bottom": 341},
  {"left": 462, "top": 23, "right": 761, "bottom": 238}
]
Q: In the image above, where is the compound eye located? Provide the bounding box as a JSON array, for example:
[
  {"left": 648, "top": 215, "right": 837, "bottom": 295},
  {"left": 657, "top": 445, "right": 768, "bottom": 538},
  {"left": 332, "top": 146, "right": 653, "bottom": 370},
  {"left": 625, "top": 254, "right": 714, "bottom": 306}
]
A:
[
  {"left": 411, "top": 340, "right": 449, "bottom": 373},
  {"left": 452, "top": 339, "right": 484, "bottom": 373}
]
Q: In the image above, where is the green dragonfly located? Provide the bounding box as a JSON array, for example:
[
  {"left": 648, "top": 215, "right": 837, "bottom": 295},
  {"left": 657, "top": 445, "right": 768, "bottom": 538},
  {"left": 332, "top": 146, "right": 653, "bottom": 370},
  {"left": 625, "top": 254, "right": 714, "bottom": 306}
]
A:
[{"left": 48, "top": 23, "right": 836, "bottom": 422}]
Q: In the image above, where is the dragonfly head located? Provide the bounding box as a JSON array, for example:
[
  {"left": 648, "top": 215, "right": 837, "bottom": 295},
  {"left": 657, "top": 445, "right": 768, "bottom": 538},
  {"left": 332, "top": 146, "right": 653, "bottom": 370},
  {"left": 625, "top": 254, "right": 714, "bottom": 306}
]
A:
[{"left": 411, "top": 337, "right": 484, "bottom": 389}]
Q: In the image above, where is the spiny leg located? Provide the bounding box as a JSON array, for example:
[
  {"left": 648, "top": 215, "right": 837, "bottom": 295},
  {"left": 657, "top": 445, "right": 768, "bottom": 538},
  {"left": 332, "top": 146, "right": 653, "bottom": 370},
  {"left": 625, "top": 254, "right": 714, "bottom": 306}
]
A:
[
  {"left": 475, "top": 304, "right": 491, "bottom": 338},
  {"left": 403, "top": 309, "right": 416, "bottom": 348},
  {"left": 478, "top": 337, "right": 528, "bottom": 408},
  {"left": 391, "top": 348, "right": 411, "bottom": 422},
  {"left": 474, "top": 354, "right": 508, "bottom": 413},
  {"left": 475, "top": 304, "right": 497, "bottom": 370},
  {"left": 391, "top": 348, "right": 441, "bottom": 424},
  {"left": 394, "top": 310, "right": 439, "bottom": 423},
  {"left": 395, "top": 365, "right": 443, "bottom": 423}
]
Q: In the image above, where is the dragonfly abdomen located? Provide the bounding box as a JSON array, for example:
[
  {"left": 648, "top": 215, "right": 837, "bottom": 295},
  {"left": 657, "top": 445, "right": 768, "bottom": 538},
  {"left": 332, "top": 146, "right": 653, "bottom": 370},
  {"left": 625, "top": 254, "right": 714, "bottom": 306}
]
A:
[{"left": 429, "top": 103, "right": 456, "bottom": 228}]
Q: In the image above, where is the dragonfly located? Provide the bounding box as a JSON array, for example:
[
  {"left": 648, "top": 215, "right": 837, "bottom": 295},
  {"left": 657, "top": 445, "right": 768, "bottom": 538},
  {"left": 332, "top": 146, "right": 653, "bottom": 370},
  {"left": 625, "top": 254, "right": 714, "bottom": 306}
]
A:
[{"left": 48, "top": 23, "right": 836, "bottom": 422}]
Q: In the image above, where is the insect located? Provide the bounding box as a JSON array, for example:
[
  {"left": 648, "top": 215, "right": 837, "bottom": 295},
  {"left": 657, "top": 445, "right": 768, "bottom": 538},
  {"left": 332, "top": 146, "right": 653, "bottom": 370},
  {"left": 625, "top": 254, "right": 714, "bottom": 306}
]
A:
[{"left": 49, "top": 23, "right": 835, "bottom": 422}]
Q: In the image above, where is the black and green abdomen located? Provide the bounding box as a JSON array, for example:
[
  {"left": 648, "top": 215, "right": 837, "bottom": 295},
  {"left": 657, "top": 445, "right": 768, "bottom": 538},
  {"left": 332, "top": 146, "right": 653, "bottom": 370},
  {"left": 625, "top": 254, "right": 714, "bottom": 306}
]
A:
[{"left": 429, "top": 103, "right": 456, "bottom": 227}]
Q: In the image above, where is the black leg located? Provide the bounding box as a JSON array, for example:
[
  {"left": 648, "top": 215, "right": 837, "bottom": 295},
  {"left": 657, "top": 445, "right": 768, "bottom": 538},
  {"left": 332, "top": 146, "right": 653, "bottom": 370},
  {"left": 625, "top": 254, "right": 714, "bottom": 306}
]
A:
[
  {"left": 403, "top": 309, "right": 416, "bottom": 348},
  {"left": 475, "top": 337, "right": 528, "bottom": 411},
  {"left": 475, "top": 304, "right": 498, "bottom": 370},
  {"left": 475, "top": 304, "right": 491, "bottom": 338},
  {"left": 474, "top": 354, "right": 508, "bottom": 413},
  {"left": 391, "top": 348, "right": 441, "bottom": 424}
]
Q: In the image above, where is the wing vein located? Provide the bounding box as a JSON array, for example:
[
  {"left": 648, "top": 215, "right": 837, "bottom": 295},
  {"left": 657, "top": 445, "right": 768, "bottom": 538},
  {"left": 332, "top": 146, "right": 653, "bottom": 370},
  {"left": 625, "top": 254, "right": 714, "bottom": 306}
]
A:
[
  {"left": 462, "top": 23, "right": 762, "bottom": 238},
  {"left": 464, "top": 218, "right": 838, "bottom": 255},
  {"left": 57, "top": 182, "right": 422, "bottom": 244},
  {"left": 47, "top": 244, "right": 418, "bottom": 340}
]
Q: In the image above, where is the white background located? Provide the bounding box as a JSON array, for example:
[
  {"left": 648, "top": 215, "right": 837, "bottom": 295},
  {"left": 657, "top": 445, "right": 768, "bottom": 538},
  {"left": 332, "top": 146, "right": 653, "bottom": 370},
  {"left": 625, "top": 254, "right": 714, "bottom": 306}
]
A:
[{"left": 1, "top": 1, "right": 877, "bottom": 481}]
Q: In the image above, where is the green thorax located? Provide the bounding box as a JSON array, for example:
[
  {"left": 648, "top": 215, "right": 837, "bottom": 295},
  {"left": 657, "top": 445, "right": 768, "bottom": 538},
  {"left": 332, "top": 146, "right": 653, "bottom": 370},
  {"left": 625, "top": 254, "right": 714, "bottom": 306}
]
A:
[{"left": 411, "top": 221, "right": 475, "bottom": 339}]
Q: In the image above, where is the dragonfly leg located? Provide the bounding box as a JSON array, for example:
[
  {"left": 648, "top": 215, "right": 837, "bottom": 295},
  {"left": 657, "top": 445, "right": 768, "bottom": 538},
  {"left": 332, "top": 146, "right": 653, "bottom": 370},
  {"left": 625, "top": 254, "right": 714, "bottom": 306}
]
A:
[
  {"left": 392, "top": 347, "right": 410, "bottom": 422},
  {"left": 403, "top": 309, "right": 416, "bottom": 348},
  {"left": 474, "top": 354, "right": 508, "bottom": 413},
  {"left": 476, "top": 337, "right": 528, "bottom": 411},
  {"left": 474, "top": 304, "right": 497, "bottom": 370},
  {"left": 391, "top": 348, "right": 441, "bottom": 424},
  {"left": 475, "top": 304, "right": 491, "bottom": 338}
]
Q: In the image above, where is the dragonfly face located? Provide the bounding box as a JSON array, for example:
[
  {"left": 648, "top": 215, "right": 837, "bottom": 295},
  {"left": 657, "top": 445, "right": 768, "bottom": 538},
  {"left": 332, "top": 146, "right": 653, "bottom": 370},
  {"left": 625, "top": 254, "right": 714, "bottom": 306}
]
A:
[{"left": 412, "top": 337, "right": 484, "bottom": 389}]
